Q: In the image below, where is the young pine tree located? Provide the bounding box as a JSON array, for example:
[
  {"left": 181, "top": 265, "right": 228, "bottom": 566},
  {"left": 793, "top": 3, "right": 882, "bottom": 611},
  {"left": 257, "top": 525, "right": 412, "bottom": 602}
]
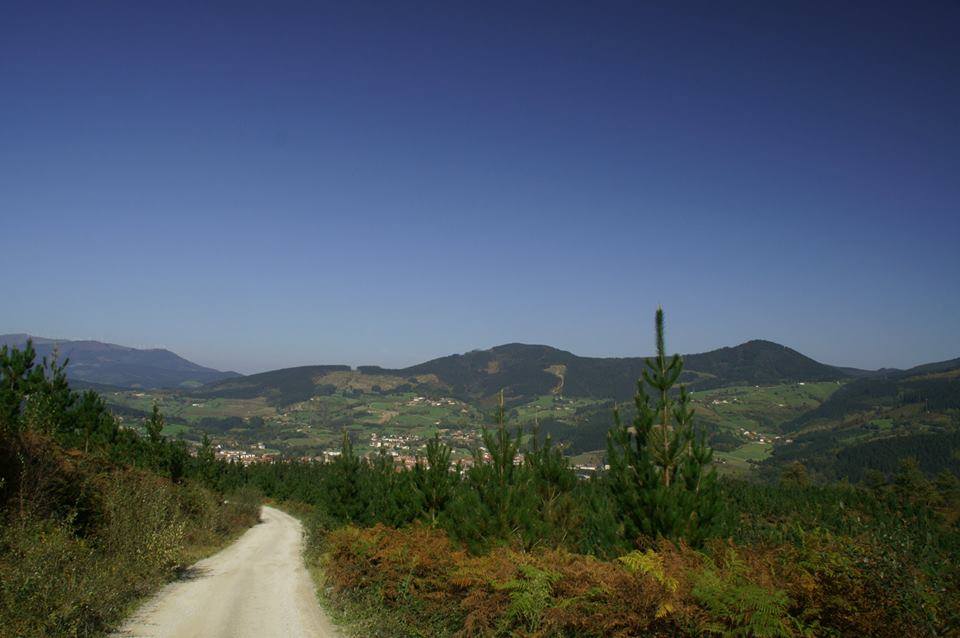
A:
[
  {"left": 0, "top": 340, "right": 48, "bottom": 434},
  {"left": 524, "top": 427, "right": 580, "bottom": 547},
  {"left": 73, "top": 390, "right": 117, "bottom": 452},
  {"left": 606, "top": 307, "right": 720, "bottom": 546},
  {"left": 146, "top": 401, "right": 165, "bottom": 444},
  {"left": 446, "top": 391, "right": 543, "bottom": 551},
  {"left": 412, "top": 432, "right": 457, "bottom": 525},
  {"left": 322, "top": 430, "right": 368, "bottom": 524}
]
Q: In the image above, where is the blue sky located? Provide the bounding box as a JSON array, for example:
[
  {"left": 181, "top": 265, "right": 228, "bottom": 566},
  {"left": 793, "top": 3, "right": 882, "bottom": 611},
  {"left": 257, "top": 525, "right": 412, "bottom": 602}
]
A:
[{"left": 1, "top": 1, "right": 958, "bottom": 374}]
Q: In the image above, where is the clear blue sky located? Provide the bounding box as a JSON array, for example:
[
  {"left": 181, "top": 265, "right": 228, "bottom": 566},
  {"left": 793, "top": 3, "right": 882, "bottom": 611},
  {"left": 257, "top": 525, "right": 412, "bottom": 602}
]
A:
[{"left": 1, "top": 1, "right": 958, "bottom": 374}]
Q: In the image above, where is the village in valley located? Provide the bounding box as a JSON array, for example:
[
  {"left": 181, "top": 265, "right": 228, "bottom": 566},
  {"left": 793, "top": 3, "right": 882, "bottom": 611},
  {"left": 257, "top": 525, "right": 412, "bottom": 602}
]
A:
[{"left": 106, "top": 380, "right": 839, "bottom": 477}]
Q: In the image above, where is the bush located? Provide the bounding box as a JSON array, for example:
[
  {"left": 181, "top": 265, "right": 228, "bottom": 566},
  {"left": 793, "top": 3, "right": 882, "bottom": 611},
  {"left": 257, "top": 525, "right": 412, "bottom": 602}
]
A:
[
  {"left": 0, "top": 440, "right": 260, "bottom": 638},
  {"left": 318, "top": 524, "right": 950, "bottom": 638}
]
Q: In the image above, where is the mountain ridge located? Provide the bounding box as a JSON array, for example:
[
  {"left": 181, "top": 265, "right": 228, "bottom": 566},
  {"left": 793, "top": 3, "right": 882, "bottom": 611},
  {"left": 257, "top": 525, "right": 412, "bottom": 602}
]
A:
[
  {"left": 0, "top": 334, "right": 241, "bottom": 389},
  {"left": 197, "top": 338, "right": 850, "bottom": 403}
]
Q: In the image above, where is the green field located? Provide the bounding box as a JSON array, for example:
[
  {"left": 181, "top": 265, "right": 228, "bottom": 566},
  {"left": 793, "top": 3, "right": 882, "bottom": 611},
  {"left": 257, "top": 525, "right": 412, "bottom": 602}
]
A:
[
  {"left": 107, "top": 389, "right": 488, "bottom": 457},
  {"left": 690, "top": 382, "right": 841, "bottom": 434},
  {"left": 104, "top": 380, "right": 845, "bottom": 473}
]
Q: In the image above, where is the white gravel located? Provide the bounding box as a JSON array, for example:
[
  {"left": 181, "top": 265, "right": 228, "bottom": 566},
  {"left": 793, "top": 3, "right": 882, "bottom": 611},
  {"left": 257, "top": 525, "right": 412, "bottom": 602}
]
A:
[{"left": 114, "top": 505, "right": 340, "bottom": 638}]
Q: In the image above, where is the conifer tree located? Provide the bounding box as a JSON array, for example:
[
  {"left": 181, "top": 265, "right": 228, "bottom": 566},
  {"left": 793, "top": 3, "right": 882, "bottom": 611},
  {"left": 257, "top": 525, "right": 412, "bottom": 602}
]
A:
[
  {"left": 446, "top": 391, "right": 542, "bottom": 551},
  {"left": 413, "top": 432, "right": 456, "bottom": 524},
  {"left": 524, "top": 428, "right": 579, "bottom": 546},
  {"left": 606, "top": 307, "right": 720, "bottom": 546},
  {"left": 74, "top": 390, "right": 117, "bottom": 452},
  {"left": 0, "top": 340, "right": 46, "bottom": 434},
  {"left": 779, "top": 461, "right": 810, "bottom": 488},
  {"left": 146, "top": 401, "right": 165, "bottom": 443},
  {"left": 365, "top": 450, "right": 423, "bottom": 526},
  {"left": 22, "top": 349, "right": 76, "bottom": 436},
  {"left": 322, "top": 430, "right": 368, "bottom": 523}
]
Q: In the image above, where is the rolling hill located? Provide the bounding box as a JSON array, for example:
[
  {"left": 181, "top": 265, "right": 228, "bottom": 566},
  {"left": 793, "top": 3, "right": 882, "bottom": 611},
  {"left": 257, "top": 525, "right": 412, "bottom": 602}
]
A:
[
  {"left": 765, "top": 357, "right": 960, "bottom": 480},
  {"left": 0, "top": 334, "right": 240, "bottom": 389},
  {"left": 197, "top": 339, "right": 848, "bottom": 404},
  {"left": 191, "top": 365, "right": 352, "bottom": 405}
]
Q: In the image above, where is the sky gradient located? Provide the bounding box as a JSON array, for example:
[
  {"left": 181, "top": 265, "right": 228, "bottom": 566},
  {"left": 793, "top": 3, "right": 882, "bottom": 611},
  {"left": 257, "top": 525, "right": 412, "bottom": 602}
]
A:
[{"left": 2, "top": 1, "right": 958, "bottom": 374}]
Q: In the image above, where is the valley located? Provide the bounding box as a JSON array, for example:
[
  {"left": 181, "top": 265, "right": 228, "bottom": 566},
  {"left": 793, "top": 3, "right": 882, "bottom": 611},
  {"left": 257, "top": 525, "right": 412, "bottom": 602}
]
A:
[
  {"left": 105, "top": 377, "right": 846, "bottom": 476},
  {"left": 35, "top": 334, "right": 955, "bottom": 481}
]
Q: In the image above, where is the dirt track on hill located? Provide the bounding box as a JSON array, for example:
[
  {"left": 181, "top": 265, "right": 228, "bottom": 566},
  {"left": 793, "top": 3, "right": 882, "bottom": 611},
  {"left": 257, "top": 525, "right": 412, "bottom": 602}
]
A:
[{"left": 114, "top": 506, "right": 340, "bottom": 638}]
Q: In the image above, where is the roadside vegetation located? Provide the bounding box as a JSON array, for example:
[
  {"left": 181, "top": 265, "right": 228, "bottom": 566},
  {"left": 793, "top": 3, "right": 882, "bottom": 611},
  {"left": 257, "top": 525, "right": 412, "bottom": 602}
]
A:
[
  {"left": 238, "top": 311, "right": 960, "bottom": 636},
  {"left": 5, "top": 312, "right": 958, "bottom": 637},
  {"left": 0, "top": 341, "right": 261, "bottom": 638}
]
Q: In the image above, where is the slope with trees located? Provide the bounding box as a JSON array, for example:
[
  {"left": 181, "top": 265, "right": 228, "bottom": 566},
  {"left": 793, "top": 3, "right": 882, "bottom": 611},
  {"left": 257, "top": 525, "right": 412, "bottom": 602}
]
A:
[{"left": 0, "top": 340, "right": 260, "bottom": 638}]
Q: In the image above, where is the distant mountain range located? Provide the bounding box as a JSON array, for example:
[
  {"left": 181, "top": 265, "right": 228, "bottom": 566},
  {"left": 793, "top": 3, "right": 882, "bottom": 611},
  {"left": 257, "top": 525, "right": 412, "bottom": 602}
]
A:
[
  {"left": 0, "top": 334, "right": 241, "bottom": 389},
  {"left": 15, "top": 331, "right": 953, "bottom": 481},
  {"left": 197, "top": 339, "right": 850, "bottom": 405}
]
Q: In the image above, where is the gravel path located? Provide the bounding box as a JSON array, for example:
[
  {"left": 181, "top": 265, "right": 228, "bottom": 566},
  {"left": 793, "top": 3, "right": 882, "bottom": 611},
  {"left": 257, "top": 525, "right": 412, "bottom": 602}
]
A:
[{"left": 114, "top": 505, "right": 340, "bottom": 638}]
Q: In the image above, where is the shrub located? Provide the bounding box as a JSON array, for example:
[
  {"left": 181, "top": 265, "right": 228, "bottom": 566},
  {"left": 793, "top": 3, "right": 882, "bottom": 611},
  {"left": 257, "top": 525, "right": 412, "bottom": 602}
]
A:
[
  {"left": 0, "top": 441, "right": 260, "bottom": 637},
  {"left": 318, "top": 524, "right": 951, "bottom": 638}
]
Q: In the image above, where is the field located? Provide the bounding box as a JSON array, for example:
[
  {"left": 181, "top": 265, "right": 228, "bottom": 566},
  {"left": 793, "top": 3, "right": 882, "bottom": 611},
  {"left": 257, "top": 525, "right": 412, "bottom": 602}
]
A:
[
  {"left": 686, "top": 382, "right": 841, "bottom": 474},
  {"left": 107, "top": 389, "right": 488, "bottom": 459},
  {"left": 690, "top": 381, "right": 840, "bottom": 433},
  {"left": 105, "top": 380, "right": 844, "bottom": 473}
]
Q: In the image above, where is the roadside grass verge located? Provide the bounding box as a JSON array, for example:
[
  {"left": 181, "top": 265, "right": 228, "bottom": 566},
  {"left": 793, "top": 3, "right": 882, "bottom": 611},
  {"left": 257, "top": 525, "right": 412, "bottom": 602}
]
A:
[{"left": 0, "top": 435, "right": 261, "bottom": 638}]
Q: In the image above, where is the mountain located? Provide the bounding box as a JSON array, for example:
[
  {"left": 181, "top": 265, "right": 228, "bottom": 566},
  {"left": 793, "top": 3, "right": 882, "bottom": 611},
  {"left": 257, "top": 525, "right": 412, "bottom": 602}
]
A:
[
  {"left": 765, "top": 357, "right": 960, "bottom": 480},
  {"left": 193, "top": 365, "right": 352, "bottom": 405},
  {"left": 360, "top": 339, "right": 846, "bottom": 401},
  {"left": 0, "top": 334, "right": 241, "bottom": 389},
  {"left": 198, "top": 339, "right": 848, "bottom": 404}
]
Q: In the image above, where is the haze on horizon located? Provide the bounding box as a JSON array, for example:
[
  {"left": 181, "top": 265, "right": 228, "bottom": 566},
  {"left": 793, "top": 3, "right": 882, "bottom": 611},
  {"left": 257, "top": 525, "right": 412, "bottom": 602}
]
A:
[{"left": 1, "top": 1, "right": 958, "bottom": 375}]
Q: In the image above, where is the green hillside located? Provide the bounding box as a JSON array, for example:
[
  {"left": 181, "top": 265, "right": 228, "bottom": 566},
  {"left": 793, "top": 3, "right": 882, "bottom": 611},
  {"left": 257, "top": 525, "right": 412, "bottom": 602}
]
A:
[
  {"left": 193, "top": 364, "right": 353, "bottom": 405},
  {"left": 764, "top": 358, "right": 960, "bottom": 480}
]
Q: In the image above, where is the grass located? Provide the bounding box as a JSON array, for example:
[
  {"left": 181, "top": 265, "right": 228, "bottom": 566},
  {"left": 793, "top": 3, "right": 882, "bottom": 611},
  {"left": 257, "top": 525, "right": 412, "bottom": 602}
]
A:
[
  {"left": 690, "top": 382, "right": 842, "bottom": 434},
  {"left": 715, "top": 442, "right": 773, "bottom": 474}
]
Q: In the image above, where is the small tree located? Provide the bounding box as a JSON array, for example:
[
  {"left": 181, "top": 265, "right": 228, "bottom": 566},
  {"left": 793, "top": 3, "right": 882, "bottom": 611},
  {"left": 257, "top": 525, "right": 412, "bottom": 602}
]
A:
[
  {"left": 74, "top": 390, "right": 117, "bottom": 452},
  {"left": 524, "top": 428, "right": 580, "bottom": 547},
  {"left": 607, "top": 307, "right": 720, "bottom": 546},
  {"left": 198, "top": 433, "right": 217, "bottom": 485},
  {"left": 413, "top": 432, "right": 456, "bottom": 525},
  {"left": 446, "top": 391, "right": 543, "bottom": 551},
  {"left": 322, "top": 430, "right": 367, "bottom": 524},
  {"left": 0, "top": 340, "right": 47, "bottom": 434},
  {"left": 146, "top": 401, "right": 165, "bottom": 444}
]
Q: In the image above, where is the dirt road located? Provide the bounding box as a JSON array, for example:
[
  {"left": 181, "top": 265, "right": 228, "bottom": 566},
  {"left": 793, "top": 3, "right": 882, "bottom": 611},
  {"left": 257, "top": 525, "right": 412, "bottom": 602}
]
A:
[{"left": 114, "top": 506, "right": 340, "bottom": 638}]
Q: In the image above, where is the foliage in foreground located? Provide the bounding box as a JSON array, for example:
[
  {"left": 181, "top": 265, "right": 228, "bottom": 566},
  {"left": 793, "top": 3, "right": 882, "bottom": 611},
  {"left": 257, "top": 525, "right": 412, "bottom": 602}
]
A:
[
  {"left": 316, "top": 523, "right": 954, "bottom": 638},
  {"left": 0, "top": 341, "right": 262, "bottom": 637},
  {"left": 0, "top": 434, "right": 261, "bottom": 638}
]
